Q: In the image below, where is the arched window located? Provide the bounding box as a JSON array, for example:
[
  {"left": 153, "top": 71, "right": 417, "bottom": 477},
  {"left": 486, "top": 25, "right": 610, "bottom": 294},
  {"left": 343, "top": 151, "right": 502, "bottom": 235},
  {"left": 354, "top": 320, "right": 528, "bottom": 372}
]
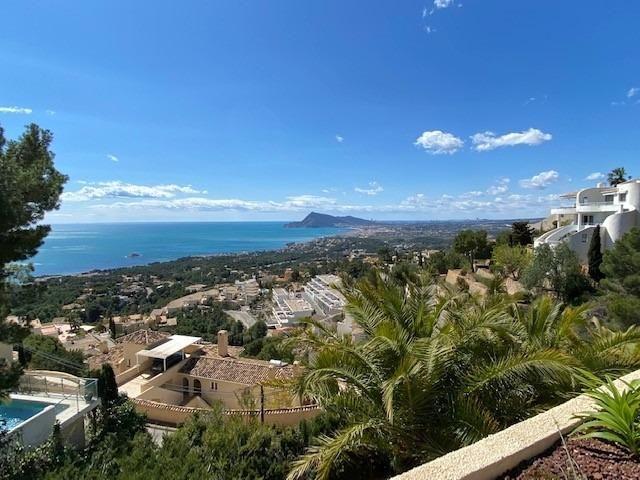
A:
[
  {"left": 193, "top": 379, "right": 202, "bottom": 395},
  {"left": 182, "top": 377, "right": 189, "bottom": 398}
]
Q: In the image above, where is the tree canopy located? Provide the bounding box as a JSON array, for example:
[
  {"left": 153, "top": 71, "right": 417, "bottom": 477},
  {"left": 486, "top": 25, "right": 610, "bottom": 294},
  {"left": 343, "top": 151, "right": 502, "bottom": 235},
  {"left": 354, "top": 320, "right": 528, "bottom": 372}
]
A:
[
  {"left": 0, "top": 124, "right": 67, "bottom": 278},
  {"left": 607, "top": 167, "right": 630, "bottom": 186},
  {"left": 452, "top": 229, "right": 491, "bottom": 265},
  {"left": 522, "top": 244, "right": 591, "bottom": 302}
]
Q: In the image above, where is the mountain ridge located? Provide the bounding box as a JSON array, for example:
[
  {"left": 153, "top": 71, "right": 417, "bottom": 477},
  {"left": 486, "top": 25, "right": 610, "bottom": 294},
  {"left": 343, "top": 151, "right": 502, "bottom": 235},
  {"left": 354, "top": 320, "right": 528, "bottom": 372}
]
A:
[{"left": 285, "top": 212, "right": 375, "bottom": 228}]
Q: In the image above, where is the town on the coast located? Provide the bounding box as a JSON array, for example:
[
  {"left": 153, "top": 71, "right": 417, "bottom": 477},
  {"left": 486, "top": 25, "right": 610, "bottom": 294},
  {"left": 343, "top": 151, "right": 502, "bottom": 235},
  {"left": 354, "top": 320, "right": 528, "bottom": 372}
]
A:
[{"left": 3, "top": 2, "right": 640, "bottom": 479}]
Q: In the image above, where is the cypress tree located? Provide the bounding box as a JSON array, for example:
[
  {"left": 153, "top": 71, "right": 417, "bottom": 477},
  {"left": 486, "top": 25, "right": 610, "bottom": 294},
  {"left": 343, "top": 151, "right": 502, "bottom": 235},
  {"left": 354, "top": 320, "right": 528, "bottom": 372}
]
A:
[
  {"left": 108, "top": 317, "right": 117, "bottom": 339},
  {"left": 99, "top": 364, "right": 119, "bottom": 408},
  {"left": 588, "top": 225, "right": 604, "bottom": 282}
]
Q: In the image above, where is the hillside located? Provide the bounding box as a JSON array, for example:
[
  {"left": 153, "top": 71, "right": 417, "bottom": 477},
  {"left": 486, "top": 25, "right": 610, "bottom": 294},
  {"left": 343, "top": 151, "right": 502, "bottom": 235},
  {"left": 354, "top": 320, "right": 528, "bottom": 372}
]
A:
[{"left": 285, "top": 212, "right": 375, "bottom": 228}]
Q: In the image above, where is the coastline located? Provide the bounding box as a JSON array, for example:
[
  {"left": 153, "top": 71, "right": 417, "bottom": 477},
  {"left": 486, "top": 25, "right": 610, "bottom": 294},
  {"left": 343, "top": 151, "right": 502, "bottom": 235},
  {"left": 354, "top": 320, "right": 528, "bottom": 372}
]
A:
[{"left": 32, "top": 222, "right": 350, "bottom": 278}]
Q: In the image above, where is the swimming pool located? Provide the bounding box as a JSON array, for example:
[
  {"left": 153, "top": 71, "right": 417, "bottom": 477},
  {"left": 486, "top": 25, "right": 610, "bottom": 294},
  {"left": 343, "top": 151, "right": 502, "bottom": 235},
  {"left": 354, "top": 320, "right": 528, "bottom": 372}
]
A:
[{"left": 0, "top": 399, "right": 51, "bottom": 431}]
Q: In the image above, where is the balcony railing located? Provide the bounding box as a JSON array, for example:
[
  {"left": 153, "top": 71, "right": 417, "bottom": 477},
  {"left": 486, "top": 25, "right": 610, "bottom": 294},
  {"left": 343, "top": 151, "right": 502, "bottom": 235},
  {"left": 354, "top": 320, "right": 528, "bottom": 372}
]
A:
[
  {"left": 579, "top": 201, "right": 615, "bottom": 207},
  {"left": 15, "top": 370, "right": 98, "bottom": 413}
]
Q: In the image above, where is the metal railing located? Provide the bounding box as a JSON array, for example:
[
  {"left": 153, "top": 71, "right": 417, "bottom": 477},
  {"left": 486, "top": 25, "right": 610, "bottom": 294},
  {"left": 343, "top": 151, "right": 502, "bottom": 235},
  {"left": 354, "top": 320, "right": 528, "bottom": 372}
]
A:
[{"left": 15, "top": 371, "right": 98, "bottom": 414}]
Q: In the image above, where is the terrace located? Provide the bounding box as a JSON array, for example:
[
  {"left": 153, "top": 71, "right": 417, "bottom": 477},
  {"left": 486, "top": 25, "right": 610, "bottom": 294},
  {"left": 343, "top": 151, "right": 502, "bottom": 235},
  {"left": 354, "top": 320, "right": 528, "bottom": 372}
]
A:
[{"left": 3, "top": 370, "right": 99, "bottom": 449}]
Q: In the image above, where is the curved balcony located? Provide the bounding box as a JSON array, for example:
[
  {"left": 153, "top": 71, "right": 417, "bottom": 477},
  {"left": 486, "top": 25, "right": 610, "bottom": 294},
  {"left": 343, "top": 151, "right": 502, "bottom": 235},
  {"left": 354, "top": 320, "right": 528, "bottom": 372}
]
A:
[{"left": 576, "top": 201, "right": 619, "bottom": 213}]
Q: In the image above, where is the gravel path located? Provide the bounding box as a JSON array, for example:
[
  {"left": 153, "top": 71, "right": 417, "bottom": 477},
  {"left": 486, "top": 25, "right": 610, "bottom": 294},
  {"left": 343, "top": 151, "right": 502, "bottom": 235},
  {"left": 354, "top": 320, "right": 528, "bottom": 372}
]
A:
[{"left": 500, "top": 438, "right": 640, "bottom": 480}]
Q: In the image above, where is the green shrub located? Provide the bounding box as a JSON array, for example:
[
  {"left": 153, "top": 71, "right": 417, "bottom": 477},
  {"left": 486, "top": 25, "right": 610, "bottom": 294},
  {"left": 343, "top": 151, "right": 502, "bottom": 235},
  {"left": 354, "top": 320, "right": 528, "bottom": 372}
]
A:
[{"left": 574, "top": 378, "right": 640, "bottom": 456}]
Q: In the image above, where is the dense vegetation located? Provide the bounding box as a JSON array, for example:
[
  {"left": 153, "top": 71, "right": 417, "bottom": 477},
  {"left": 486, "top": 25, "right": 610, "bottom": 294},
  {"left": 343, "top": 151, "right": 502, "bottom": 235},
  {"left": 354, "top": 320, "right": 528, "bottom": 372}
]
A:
[{"left": 285, "top": 272, "right": 640, "bottom": 479}]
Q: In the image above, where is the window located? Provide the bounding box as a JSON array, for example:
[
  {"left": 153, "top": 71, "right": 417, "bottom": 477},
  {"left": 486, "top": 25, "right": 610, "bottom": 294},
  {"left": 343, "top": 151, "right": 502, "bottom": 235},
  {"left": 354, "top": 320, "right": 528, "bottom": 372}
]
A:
[
  {"left": 581, "top": 233, "right": 588, "bottom": 243},
  {"left": 604, "top": 194, "right": 614, "bottom": 204},
  {"left": 583, "top": 215, "right": 594, "bottom": 225},
  {"left": 620, "top": 192, "right": 627, "bottom": 202},
  {"left": 211, "top": 382, "right": 218, "bottom": 391}
]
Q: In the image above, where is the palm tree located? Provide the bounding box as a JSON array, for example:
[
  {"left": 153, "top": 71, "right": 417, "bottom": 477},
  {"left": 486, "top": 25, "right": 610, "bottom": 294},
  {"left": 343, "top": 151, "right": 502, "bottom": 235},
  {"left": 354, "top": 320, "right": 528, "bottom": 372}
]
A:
[
  {"left": 286, "top": 277, "right": 640, "bottom": 480},
  {"left": 607, "top": 167, "right": 630, "bottom": 186}
]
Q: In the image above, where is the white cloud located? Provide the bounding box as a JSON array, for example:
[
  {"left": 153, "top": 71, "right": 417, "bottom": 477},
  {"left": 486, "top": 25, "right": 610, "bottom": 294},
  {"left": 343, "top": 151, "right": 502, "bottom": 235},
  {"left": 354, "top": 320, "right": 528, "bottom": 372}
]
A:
[
  {"left": 627, "top": 87, "right": 639, "bottom": 98},
  {"left": 86, "top": 187, "right": 564, "bottom": 218},
  {"left": 335, "top": 135, "right": 344, "bottom": 143},
  {"left": 471, "top": 128, "right": 552, "bottom": 151},
  {"left": 585, "top": 172, "right": 605, "bottom": 181},
  {"left": 61, "top": 181, "right": 206, "bottom": 202},
  {"left": 283, "top": 195, "right": 337, "bottom": 209},
  {"left": 354, "top": 181, "right": 384, "bottom": 196},
  {"left": 402, "top": 193, "right": 428, "bottom": 207},
  {"left": 414, "top": 130, "right": 463, "bottom": 154},
  {"left": 461, "top": 190, "right": 484, "bottom": 198},
  {"left": 106, "top": 154, "right": 119, "bottom": 162},
  {"left": 0, "top": 106, "right": 32, "bottom": 114},
  {"left": 434, "top": 0, "right": 454, "bottom": 9},
  {"left": 93, "top": 194, "right": 339, "bottom": 213},
  {"left": 486, "top": 177, "right": 510, "bottom": 195},
  {"left": 45, "top": 109, "right": 56, "bottom": 116},
  {"left": 519, "top": 170, "right": 559, "bottom": 189}
]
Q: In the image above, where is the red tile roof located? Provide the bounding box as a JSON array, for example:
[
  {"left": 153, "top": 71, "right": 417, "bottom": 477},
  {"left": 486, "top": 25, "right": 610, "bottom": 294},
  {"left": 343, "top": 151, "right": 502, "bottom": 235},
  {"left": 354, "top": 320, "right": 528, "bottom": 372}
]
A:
[{"left": 178, "top": 356, "right": 296, "bottom": 385}]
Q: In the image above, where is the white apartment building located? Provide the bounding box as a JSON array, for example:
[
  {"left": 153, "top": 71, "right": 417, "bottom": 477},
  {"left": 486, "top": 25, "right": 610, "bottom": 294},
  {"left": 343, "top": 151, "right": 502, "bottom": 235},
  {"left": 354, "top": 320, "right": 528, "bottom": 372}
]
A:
[
  {"left": 534, "top": 179, "right": 640, "bottom": 262},
  {"left": 271, "top": 288, "right": 314, "bottom": 325},
  {"left": 304, "top": 274, "right": 346, "bottom": 317}
]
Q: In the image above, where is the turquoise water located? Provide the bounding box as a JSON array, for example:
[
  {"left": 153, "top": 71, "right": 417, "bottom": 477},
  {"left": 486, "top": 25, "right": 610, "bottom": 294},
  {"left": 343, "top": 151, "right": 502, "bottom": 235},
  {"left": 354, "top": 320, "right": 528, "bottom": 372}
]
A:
[
  {"left": 31, "top": 222, "right": 344, "bottom": 276},
  {"left": 0, "top": 399, "right": 49, "bottom": 431}
]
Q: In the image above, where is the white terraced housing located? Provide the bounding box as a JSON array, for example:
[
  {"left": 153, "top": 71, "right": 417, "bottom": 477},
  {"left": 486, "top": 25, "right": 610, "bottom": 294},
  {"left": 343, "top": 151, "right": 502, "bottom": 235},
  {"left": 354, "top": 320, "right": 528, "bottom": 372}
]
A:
[
  {"left": 304, "top": 274, "right": 346, "bottom": 316},
  {"left": 271, "top": 288, "right": 313, "bottom": 325},
  {"left": 534, "top": 179, "right": 640, "bottom": 262}
]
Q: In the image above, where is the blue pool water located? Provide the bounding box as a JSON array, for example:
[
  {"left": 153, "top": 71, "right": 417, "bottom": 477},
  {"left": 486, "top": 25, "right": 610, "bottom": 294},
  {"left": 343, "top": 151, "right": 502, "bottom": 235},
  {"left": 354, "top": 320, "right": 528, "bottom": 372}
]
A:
[{"left": 0, "top": 399, "right": 49, "bottom": 431}]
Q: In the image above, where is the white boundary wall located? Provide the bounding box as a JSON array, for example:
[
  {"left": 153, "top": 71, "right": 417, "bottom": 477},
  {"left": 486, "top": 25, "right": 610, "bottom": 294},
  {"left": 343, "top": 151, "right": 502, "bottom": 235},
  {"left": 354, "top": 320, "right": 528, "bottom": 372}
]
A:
[{"left": 393, "top": 369, "right": 640, "bottom": 480}]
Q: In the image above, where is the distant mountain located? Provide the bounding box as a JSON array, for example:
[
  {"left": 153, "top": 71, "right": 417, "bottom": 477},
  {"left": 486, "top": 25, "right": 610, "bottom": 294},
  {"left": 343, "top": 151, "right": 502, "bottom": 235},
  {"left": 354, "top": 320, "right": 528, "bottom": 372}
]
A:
[{"left": 285, "top": 212, "right": 375, "bottom": 228}]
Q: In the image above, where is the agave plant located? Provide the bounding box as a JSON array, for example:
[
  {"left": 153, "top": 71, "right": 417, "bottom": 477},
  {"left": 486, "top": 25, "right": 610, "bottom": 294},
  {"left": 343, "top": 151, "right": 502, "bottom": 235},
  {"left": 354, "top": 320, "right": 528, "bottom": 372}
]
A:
[
  {"left": 574, "top": 379, "right": 640, "bottom": 456},
  {"left": 286, "top": 274, "right": 640, "bottom": 479}
]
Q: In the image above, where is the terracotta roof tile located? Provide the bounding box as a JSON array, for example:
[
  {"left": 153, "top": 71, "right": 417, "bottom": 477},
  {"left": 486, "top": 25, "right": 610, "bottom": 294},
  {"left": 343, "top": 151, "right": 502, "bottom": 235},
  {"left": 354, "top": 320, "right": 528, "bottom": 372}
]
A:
[
  {"left": 179, "top": 356, "right": 296, "bottom": 385},
  {"left": 116, "top": 329, "right": 169, "bottom": 345}
]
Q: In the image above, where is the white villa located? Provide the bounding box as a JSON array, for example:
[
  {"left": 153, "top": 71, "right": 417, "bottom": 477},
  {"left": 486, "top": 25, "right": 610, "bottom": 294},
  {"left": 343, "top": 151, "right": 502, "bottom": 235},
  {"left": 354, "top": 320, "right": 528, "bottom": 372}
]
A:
[{"left": 535, "top": 179, "right": 640, "bottom": 261}]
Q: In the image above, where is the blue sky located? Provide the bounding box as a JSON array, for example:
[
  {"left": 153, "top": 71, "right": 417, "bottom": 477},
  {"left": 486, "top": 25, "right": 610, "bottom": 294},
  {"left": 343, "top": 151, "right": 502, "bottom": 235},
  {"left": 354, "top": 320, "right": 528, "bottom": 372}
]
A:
[{"left": 1, "top": 1, "right": 639, "bottom": 222}]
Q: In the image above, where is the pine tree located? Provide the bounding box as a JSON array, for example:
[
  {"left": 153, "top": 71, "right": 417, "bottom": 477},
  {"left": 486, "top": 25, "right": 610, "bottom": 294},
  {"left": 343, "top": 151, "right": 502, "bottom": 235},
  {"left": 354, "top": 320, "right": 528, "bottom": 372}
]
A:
[{"left": 588, "top": 225, "right": 604, "bottom": 282}]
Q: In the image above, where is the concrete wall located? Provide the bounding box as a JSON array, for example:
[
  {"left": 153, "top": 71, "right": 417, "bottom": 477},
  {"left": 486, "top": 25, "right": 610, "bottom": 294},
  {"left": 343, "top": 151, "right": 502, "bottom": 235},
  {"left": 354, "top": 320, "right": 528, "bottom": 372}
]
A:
[
  {"left": 566, "top": 225, "right": 595, "bottom": 263},
  {"left": 133, "top": 398, "right": 320, "bottom": 427},
  {"left": 60, "top": 416, "right": 87, "bottom": 449},
  {"left": 115, "top": 361, "right": 151, "bottom": 386},
  {"left": 138, "top": 385, "right": 184, "bottom": 404},
  {"left": 172, "top": 374, "right": 279, "bottom": 410},
  {"left": 11, "top": 404, "right": 57, "bottom": 449},
  {"left": 602, "top": 209, "right": 640, "bottom": 249},
  {"left": 392, "top": 368, "right": 640, "bottom": 480}
]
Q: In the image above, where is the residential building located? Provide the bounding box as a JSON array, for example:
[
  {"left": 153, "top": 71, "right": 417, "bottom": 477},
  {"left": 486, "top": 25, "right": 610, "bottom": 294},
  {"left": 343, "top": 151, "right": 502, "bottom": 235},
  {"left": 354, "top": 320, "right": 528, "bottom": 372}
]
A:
[
  {"left": 304, "top": 274, "right": 346, "bottom": 317},
  {"left": 113, "top": 314, "right": 147, "bottom": 335},
  {"left": 97, "top": 330, "right": 301, "bottom": 418},
  {"left": 271, "top": 288, "right": 313, "bottom": 326},
  {"left": 535, "top": 179, "right": 640, "bottom": 261}
]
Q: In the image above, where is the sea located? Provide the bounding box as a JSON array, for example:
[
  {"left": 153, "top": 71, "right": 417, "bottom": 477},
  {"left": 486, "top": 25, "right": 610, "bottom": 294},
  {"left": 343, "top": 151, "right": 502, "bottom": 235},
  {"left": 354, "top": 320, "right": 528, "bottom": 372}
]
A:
[{"left": 30, "top": 222, "right": 344, "bottom": 277}]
